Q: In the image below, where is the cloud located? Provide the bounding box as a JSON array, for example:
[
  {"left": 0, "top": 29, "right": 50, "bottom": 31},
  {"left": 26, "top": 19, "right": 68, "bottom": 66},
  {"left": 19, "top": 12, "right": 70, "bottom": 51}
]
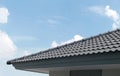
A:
[
  {"left": 0, "top": 31, "right": 17, "bottom": 58},
  {"left": 105, "top": 6, "right": 119, "bottom": 22},
  {"left": 105, "top": 5, "right": 120, "bottom": 30},
  {"left": 51, "top": 35, "right": 84, "bottom": 48},
  {"left": 89, "top": 5, "right": 120, "bottom": 30},
  {"left": 0, "top": 7, "right": 10, "bottom": 24},
  {"left": 51, "top": 41, "right": 58, "bottom": 48}
]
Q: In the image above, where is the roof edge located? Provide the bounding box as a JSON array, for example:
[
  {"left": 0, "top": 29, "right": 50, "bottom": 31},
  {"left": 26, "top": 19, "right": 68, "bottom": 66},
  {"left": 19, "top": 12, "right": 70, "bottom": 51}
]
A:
[{"left": 7, "top": 61, "right": 12, "bottom": 65}]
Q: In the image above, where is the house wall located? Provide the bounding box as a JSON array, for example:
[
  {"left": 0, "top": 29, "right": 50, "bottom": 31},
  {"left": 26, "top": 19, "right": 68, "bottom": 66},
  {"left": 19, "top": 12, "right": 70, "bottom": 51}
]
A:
[
  {"left": 49, "top": 69, "right": 120, "bottom": 76},
  {"left": 49, "top": 71, "right": 70, "bottom": 76},
  {"left": 70, "top": 70, "right": 102, "bottom": 76},
  {"left": 102, "top": 69, "right": 120, "bottom": 76}
]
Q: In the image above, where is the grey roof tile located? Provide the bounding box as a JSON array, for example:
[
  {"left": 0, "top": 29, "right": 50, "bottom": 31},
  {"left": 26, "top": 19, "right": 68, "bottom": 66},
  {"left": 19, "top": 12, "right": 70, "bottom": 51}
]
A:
[{"left": 7, "top": 29, "right": 120, "bottom": 64}]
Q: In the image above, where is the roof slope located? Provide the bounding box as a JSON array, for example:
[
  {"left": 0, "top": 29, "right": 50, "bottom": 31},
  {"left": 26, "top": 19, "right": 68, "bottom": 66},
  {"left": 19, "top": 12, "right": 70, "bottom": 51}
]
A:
[{"left": 7, "top": 29, "right": 120, "bottom": 64}]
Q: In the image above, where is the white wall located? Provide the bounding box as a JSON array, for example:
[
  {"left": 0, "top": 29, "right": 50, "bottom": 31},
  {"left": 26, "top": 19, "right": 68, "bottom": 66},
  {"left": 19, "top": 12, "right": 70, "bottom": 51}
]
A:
[
  {"left": 50, "top": 69, "right": 120, "bottom": 76},
  {"left": 102, "top": 69, "right": 120, "bottom": 76},
  {"left": 49, "top": 71, "right": 70, "bottom": 76}
]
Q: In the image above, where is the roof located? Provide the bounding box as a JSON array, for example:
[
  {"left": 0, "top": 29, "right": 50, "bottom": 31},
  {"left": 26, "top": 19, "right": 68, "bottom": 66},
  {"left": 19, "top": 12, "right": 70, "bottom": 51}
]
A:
[{"left": 7, "top": 29, "right": 120, "bottom": 65}]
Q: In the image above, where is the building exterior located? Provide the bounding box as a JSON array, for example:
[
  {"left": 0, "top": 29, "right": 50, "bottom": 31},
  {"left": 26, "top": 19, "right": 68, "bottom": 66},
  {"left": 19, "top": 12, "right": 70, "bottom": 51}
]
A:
[{"left": 7, "top": 29, "right": 120, "bottom": 76}]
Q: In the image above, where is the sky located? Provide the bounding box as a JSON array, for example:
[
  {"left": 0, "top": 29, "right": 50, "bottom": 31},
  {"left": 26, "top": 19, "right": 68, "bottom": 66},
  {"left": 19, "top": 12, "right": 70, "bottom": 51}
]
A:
[{"left": 0, "top": 0, "right": 120, "bottom": 76}]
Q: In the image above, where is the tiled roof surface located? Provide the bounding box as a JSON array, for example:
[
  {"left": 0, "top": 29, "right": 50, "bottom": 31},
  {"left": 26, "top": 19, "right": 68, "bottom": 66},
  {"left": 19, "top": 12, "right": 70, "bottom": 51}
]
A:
[{"left": 7, "top": 29, "right": 120, "bottom": 64}]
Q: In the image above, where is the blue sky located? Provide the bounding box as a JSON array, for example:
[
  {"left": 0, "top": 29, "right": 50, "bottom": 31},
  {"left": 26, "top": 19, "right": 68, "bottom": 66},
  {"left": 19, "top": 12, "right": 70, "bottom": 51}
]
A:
[{"left": 0, "top": 0, "right": 120, "bottom": 76}]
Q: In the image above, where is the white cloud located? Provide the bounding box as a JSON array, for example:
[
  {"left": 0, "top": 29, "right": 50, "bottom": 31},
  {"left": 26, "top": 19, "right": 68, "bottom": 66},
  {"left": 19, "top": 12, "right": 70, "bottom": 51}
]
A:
[
  {"left": 74, "top": 35, "right": 83, "bottom": 41},
  {"left": 105, "top": 5, "right": 119, "bottom": 22},
  {"left": 105, "top": 5, "right": 120, "bottom": 30},
  {"left": 61, "top": 35, "right": 84, "bottom": 45},
  {"left": 0, "top": 31, "right": 17, "bottom": 58},
  {"left": 51, "top": 41, "right": 58, "bottom": 48},
  {"left": 0, "top": 7, "right": 10, "bottom": 24},
  {"left": 51, "top": 35, "right": 84, "bottom": 48},
  {"left": 89, "top": 5, "right": 120, "bottom": 30}
]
